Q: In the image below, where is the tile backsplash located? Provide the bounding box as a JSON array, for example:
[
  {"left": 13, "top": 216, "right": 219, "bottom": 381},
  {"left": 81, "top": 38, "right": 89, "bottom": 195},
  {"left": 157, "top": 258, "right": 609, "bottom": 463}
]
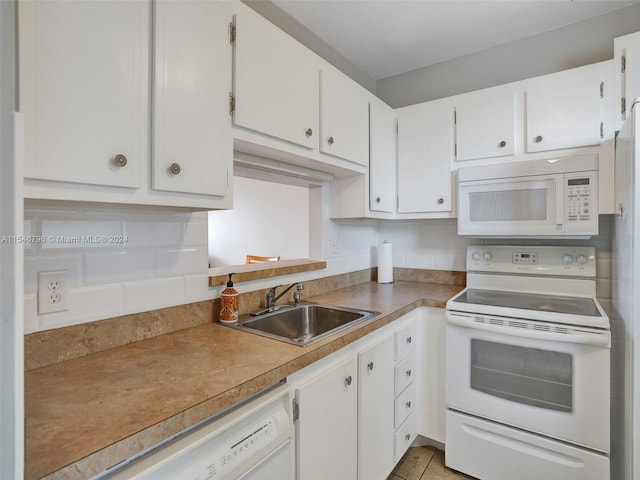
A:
[{"left": 23, "top": 206, "right": 211, "bottom": 333}]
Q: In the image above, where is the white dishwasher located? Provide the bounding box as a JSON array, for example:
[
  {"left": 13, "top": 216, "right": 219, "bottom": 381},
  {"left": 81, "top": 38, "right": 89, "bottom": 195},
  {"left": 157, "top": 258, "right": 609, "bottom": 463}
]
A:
[{"left": 100, "top": 383, "right": 294, "bottom": 480}]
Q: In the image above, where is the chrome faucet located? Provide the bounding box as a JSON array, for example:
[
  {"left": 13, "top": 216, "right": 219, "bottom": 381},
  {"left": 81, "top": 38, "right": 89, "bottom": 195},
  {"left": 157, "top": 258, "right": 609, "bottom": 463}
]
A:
[{"left": 267, "top": 282, "right": 304, "bottom": 309}]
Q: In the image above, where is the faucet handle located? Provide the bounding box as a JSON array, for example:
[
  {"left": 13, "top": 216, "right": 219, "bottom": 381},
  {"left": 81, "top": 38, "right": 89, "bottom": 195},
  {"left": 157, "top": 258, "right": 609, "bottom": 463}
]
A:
[{"left": 297, "top": 282, "right": 304, "bottom": 291}]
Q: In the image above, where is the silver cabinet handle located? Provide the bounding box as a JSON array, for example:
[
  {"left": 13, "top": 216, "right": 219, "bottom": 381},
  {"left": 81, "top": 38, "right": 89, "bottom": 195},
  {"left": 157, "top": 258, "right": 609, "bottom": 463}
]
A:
[
  {"left": 368, "top": 361, "right": 374, "bottom": 371},
  {"left": 437, "top": 198, "right": 444, "bottom": 205},
  {"left": 499, "top": 140, "right": 507, "bottom": 147},
  {"left": 534, "top": 135, "right": 543, "bottom": 143},
  {"left": 405, "top": 433, "right": 411, "bottom": 441},
  {"left": 305, "top": 128, "right": 313, "bottom": 137},
  {"left": 406, "top": 336, "right": 412, "bottom": 344},
  {"left": 170, "top": 163, "right": 181, "bottom": 175},
  {"left": 406, "top": 401, "right": 412, "bottom": 408},
  {"left": 328, "top": 136, "right": 334, "bottom": 145},
  {"left": 114, "top": 154, "right": 127, "bottom": 167},
  {"left": 406, "top": 369, "right": 412, "bottom": 377},
  {"left": 376, "top": 197, "right": 381, "bottom": 203},
  {"left": 345, "top": 375, "right": 353, "bottom": 386}
]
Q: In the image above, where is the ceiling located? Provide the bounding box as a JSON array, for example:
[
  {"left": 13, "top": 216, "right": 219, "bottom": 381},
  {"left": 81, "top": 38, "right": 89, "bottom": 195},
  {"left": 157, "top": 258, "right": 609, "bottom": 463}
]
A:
[{"left": 272, "top": 0, "right": 639, "bottom": 80}]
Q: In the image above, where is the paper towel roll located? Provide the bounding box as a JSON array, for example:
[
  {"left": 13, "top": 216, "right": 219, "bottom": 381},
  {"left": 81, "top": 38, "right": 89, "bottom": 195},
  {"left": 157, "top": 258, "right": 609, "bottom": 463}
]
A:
[{"left": 377, "top": 241, "right": 393, "bottom": 284}]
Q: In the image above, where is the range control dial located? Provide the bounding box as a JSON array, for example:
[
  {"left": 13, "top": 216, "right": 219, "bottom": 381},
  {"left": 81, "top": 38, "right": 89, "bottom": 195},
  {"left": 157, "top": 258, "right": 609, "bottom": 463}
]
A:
[
  {"left": 562, "top": 254, "right": 574, "bottom": 265},
  {"left": 483, "top": 252, "right": 492, "bottom": 261},
  {"left": 576, "top": 254, "right": 588, "bottom": 265},
  {"left": 471, "top": 251, "right": 482, "bottom": 261}
]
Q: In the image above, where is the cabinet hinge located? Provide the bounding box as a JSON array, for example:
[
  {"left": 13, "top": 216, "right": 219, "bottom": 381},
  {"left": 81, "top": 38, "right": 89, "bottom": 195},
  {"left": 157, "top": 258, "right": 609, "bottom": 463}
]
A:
[
  {"left": 229, "top": 93, "right": 235, "bottom": 116},
  {"left": 600, "top": 122, "right": 604, "bottom": 139},
  {"left": 229, "top": 21, "right": 236, "bottom": 45},
  {"left": 600, "top": 82, "right": 604, "bottom": 99},
  {"left": 622, "top": 97, "right": 627, "bottom": 116},
  {"left": 454, "top": 143, "right": 457, "bottom": 156},
  {"left": 453, "top": 110, "right": 457, "bottom": 124},
  {"left": 292, "top": 398, "right": 299, "bottom": 423},
  {"left": 622, "top": 55, "right": 626, "bottom": 74}
]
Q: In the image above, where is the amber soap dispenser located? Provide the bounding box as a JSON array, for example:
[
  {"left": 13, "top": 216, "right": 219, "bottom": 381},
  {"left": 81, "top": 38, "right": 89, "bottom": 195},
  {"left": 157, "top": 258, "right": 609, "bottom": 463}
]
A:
[{"left": 219, "top": 273, "right": 239, "bottom": 324}]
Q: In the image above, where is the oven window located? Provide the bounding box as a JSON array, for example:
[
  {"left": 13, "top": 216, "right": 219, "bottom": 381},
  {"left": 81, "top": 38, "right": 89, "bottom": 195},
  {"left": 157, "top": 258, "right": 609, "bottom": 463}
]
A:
[
  {"left": 470, "top": 339, "right": 572, "bottom": 412},
  {"left": 469, "top": 188, "right": 546, "bottom": 222}
]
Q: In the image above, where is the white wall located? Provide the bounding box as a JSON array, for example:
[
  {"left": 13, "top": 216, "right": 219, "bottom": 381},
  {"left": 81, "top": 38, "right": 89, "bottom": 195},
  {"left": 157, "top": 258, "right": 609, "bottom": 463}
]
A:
[
  {"left": 208, "top": 176, "right": 310, "bottom": 267},
  {"left": 1, "top": 0, "right": 23, "bottom": 477}
]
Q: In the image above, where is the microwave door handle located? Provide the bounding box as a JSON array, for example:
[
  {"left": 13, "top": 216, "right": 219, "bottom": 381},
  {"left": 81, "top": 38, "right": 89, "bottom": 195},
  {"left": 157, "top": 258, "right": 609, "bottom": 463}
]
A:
[
  {"left": 554, "top": 177, "right": 564, "bottom": 227},
  {"left": 446, "top": 313, "right": 610, "bottom": 347}
]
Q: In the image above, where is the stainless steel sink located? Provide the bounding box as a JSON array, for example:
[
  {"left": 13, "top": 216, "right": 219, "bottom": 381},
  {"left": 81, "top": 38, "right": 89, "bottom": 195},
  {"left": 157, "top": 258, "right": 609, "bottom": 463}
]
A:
[{"left": 227, "top": 303, "right": 380, "bottom": 346}]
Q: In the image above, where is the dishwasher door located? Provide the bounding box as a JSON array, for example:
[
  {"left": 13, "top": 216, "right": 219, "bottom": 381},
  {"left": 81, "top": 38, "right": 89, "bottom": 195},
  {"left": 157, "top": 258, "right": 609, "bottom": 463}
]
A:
[{"left": 100, "top": 384, "right": 293, "bottom": 480}]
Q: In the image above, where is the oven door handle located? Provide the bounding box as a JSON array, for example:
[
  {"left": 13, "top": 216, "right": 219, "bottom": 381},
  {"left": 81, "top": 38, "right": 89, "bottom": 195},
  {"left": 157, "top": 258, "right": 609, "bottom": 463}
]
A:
[{"left": 446, "top": 313, "right": 610, "bottom": 347}]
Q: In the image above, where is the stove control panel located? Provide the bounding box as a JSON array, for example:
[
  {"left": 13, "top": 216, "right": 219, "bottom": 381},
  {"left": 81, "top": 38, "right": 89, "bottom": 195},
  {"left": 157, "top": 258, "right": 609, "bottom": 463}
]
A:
[{"left": 467, "top": 246, "right": 596, "bottom": 277}]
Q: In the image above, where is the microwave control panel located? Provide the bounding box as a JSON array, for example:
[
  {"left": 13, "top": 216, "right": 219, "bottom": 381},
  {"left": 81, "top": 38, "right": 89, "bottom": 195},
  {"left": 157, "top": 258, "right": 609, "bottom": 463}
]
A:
[{"left": 566, "top": 176, "right": 594, "bottom": 223}]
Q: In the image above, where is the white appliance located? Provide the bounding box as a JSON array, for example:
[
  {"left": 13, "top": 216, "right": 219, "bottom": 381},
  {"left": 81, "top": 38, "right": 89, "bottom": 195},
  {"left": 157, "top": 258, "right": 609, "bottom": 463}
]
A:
[
  {"left": 98, "top": 384, "right": 294, "bottom": 480},
  {"left": 445, "top": 246, "right": 611, "bottom": 480},
  {"left": 612, "top": 97, "right": 640, "bottom": 480},
  {"left": 457, "top": 155, "right": 599, "bottom": 237}
]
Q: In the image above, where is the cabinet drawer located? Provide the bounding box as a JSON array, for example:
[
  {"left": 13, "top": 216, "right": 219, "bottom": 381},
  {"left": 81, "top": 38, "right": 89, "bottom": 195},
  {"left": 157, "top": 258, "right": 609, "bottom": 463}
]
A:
[
  {"left": 394, "top": 353, "right": 416, "bottom": 395},
  {"left": 395, "top": 322, "right": 417, "bottom": 361},
  {"left": 394, "top": 382, "right": 415, "bottom": 428},
  {"left": 394, "top": 413, "right": 416, "bottom": 464}
]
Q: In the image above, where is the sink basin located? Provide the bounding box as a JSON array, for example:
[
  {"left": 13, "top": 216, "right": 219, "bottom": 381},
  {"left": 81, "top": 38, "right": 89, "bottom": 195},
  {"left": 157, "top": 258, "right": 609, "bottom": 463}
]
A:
[{"left": 228, "top": 303, "right": 380, "bottom": 346}]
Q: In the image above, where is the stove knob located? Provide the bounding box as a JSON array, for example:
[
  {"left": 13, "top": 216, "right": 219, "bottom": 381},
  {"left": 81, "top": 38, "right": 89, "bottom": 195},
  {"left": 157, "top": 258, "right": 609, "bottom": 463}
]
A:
[
  {"left": 576, "top": 254, "right": 588, "bottom": 265},
  {"left": 472, "top": 251, "right": 481, "bottom": 261},
  {"left": 562, "top": 254, "right": 573, "bottom": 264},
  {"left": 483, "top": 252, "right": 492, "bottom": 261}
]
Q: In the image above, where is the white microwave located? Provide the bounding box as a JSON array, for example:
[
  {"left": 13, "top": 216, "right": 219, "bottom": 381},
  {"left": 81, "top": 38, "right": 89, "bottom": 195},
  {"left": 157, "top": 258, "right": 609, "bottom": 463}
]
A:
[{"left": 457, "top": 155, "right": 598, "bottom": 237}]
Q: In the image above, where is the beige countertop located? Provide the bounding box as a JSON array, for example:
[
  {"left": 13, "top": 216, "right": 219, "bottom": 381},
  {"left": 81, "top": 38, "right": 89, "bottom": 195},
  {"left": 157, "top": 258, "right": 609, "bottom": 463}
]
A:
[{"left": 25, "top": 281, "right": 463, "bottom": 480}]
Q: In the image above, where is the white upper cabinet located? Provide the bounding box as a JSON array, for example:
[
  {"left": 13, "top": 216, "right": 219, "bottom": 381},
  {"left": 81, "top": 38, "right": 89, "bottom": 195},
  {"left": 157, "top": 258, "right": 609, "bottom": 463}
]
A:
[
  {"left": 369, "top": 98, "right": 396, "bottom": 213},
  {"left": 397, "top": 101, "right": 454, "bottom": 214},
  {"left": 614, "top": 30, "right": 640, "bottom": 122},
  {"left": 320, "top": 69, "right": 370, "bottom": 166},
  {"left": 20, "top": 0, "right": 148, "bottom": 188},
  {"left": 525, "top": 62, "right": 609, "bottom": 153},
  {"left": 232, "top": 9, "right": 319, "bottom": 150},
  {"left": 152, "top": 0, "right": 232, "bottom": 197},
  {"left": 455, "top": 91, "right": 516, "bottom": 161}
]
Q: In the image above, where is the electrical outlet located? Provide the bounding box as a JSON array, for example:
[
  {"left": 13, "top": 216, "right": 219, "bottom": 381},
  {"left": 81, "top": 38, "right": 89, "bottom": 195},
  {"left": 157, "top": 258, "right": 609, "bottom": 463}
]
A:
[
  {"left": 38, "top": 270, "right": 69, "bottom": 315},
  {"left": 329, "top": 239, "right": 341, "bottom": 255}
]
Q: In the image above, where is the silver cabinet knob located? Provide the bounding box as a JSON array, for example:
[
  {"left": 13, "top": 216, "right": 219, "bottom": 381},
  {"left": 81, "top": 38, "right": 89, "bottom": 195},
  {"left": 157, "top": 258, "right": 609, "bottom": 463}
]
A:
[
  {"left": 368, "top": 361, "right": 374, "bottom": 371},
  {"left": 328, "top": 136, "right": 334, "bottom": 145},
  {"left": 406, "top": 401, "right": 412, "bottom": 408},
  {"left": 437, "top": 198, "right": 444, "bottom": 205},
  {"left": 345, "top": 375, "right": 353, "bottom": 386},
  {"left": 499, "top": 140, "right": 507, "bottom": 147},
  {"left": 376, "top": 197, "right": 381, "bottom": 203},
  {"left": 305, "top": 128, "right": 313, "bottom": 137},
  {"left": 406, "top": 369, "right": 412, "bottom": 377},
  {"left": 170, "top": 163, "right": 181, "bottom": 175},
  {"left": 406, "top": 336, "right": 412, "bottom": 344},
  {"left": 534, "top": 135, "right": 543, "bottom": 143},
  {"left": 114, "top": 154, "right": 127, "bottom": 167},
  {"left": 405, "top": 433, "right": 411, "bottom": 441}
]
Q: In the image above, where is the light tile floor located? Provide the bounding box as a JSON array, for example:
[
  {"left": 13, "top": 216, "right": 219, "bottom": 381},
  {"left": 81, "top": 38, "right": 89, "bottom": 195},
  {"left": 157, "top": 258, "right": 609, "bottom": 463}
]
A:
[{"left": 388, "top": 446, "right": 476, "bottom": 480}]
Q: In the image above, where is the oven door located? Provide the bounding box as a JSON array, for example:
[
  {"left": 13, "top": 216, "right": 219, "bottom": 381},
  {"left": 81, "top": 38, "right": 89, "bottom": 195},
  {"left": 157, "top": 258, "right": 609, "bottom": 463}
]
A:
[{"left": 445, "top": 311, "right": 610, "bottom": 452}]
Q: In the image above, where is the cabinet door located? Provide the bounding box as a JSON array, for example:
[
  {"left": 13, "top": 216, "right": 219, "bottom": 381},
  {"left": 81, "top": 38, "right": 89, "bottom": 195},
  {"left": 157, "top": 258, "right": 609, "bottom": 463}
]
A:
[
  {"left": 358, "top": 336, "right": 395, "bottom": 480},
  {"left": 397, "top": 102, "right": 454, "bottom": 213},
  {"left": 615, "top": 31, "right": 640, "bottom": 122},
  {"left": 20, "top": 0, "right": 148, "bottom": 187},
  {"left": 320, "top": 69, "right": 369, "bottom": 166},
  {"left": 296, "top": 356, "right": 357, "bottom": 480},
  {"left": 233, "top": 10, "right": 318, "bottom": 150},
  {"left": 369, "top": 98, "right": 396, "bottom": 213},
  {"left": 455, "top": 92, "right": 516, "bottom": 161},
  {"left": 526, "top": 65, "right": 605, "bottom": 153},
  {"left": 152, "top": 0, "right": 232, "bottom": 197}
]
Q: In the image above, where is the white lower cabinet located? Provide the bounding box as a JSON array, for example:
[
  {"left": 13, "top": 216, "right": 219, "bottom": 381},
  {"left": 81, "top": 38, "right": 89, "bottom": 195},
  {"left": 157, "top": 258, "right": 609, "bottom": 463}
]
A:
[
  {"left": 358, "top": 335, "right": 395, "bottom": 480},
  {"left": 295, "top": 356, "right": 358, "bottom": 480},
  {"left": 290, "top": 312, "right": 422, "bottom": 480}
]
